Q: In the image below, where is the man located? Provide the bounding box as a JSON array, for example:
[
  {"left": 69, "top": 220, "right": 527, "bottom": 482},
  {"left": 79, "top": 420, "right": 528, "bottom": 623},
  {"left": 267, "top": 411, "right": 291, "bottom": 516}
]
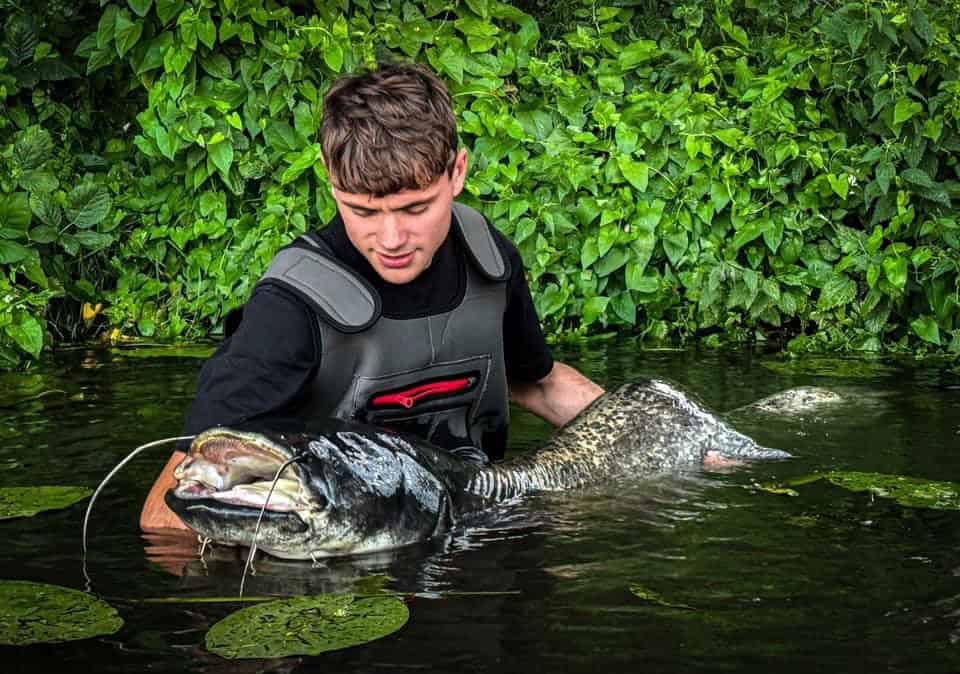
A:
[{"left": 140, "top": 62, "right": 604, "bottom": 531}]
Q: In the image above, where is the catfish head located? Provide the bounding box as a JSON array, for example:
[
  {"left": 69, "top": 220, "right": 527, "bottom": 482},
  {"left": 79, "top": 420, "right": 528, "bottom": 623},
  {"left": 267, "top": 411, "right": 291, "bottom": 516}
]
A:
[{"left": 165, "top": 425, "right": 454, "bottom": 560}]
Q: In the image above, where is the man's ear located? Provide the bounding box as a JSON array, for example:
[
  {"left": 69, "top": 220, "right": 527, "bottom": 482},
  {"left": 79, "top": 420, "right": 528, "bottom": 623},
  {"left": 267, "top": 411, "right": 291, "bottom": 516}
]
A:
[{"left": 450, "top": 148, "right": 469, "bottom": 197}]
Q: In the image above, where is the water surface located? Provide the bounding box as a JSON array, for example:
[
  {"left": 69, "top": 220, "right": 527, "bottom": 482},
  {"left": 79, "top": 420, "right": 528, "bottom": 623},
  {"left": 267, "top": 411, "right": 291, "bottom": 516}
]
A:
[{"left": 2, "top": 343, "right": 959, "bottom": 673}]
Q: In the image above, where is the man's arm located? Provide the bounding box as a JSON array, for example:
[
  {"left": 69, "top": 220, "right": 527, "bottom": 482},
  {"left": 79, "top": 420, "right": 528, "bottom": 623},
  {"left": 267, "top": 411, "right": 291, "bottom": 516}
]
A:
[
  {"left": 509, "top": 361, "right": 604, "bottom": 427},
  {"left": 140, "top": 451, "right": 189, "bottom": 531}
]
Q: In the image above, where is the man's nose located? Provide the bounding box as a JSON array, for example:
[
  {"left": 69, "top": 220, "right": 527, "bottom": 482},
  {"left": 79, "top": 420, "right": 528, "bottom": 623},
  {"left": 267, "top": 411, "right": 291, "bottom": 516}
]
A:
[{"left": 378, "top": 212, "right": 407, "bottom": 250}]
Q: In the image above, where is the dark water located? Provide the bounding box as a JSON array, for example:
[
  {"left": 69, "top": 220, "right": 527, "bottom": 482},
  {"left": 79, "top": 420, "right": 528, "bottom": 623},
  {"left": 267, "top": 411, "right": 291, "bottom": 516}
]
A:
[{"left": 2, "top": 343, "right": 960, "bottom": 673}]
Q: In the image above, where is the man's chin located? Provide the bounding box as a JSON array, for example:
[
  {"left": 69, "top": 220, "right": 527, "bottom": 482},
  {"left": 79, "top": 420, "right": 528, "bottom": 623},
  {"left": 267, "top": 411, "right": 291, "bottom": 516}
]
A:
[{"left": 373, "top": 261, "right": 426, "bottom": 284}]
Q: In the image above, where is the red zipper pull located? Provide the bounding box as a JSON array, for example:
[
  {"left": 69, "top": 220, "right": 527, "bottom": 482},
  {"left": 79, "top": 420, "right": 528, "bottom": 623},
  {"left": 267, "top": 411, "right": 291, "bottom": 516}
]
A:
[{"left": 372, "top": 378, "right": 472, "bottom": 409}]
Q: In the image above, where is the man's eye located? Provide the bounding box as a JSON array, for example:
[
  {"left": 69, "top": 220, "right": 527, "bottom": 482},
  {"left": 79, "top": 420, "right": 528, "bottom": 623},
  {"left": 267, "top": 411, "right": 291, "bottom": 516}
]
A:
[
  {"left": 404, "top": 207, "right": 428, "bottom": 215},
  {"left": 353, "top": 210, "right": 376, "bottom": 218}
]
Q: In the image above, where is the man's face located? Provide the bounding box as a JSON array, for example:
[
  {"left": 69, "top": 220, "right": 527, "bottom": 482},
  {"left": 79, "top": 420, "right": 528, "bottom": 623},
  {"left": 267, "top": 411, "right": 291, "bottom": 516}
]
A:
[{"left": 332, "top": 150, "right": 468, "bottom": 285}]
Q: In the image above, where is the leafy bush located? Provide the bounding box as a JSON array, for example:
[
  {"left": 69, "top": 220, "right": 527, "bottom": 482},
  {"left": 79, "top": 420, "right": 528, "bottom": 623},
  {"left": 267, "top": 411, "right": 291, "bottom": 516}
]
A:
[{"left": 0, "top": 0, "right": 958, "bottom": 368}]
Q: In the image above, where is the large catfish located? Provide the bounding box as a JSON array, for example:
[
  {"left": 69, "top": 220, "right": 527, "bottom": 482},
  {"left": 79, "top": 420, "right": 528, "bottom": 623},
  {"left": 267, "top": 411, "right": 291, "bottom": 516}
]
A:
[{"left": 165, "top": 379, "right": 820, "bottom": 560}]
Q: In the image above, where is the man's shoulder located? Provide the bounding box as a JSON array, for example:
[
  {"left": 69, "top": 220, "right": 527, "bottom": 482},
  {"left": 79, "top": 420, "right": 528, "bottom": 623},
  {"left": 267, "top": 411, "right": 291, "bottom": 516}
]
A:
[{"left": 259, "top": 230, "right": 380, "bottom": 332}]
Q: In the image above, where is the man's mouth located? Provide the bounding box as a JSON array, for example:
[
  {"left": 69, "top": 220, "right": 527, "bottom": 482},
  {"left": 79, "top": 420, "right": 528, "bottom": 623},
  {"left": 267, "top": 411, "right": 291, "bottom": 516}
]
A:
[{"left": 376, "top": 251, "right": 415, "bottom": 268}]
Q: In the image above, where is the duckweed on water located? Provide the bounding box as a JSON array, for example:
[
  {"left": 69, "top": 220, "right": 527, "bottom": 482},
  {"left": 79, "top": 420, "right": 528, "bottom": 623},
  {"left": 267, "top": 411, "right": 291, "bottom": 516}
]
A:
[
  {"left": 205, "top": 594, "right": 409, "bottom": 659},
  {"left": 790, "top": 472, "right": 960, "bottom": 510},
  {"left": 0, "top": 581, "right": 123, "bottom": 645},
  {"left": 0, "top": 486, "right": 92, "bottom": 520}
]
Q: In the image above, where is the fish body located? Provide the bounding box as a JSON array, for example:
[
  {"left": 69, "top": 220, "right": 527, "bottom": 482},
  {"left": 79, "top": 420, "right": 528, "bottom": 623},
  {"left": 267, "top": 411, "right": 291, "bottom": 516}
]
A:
[{"left": 166, "top": 379, "right": 791, "bottom": 560}]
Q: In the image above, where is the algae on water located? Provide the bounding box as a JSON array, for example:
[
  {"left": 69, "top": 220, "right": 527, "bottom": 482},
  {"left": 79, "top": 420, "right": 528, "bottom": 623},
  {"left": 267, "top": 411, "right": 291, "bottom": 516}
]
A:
[
  {"left": 205, "top": 593, "right": 409, "bottom": 659},
  {"left": 0, "top": 486, "right": 93, "bottom": 520},
  {"left": 0, "top": 580, "right": 123, "bottom": 645},
  {"left": 789, "top": 471, "right": 960, "bottom": 510}
]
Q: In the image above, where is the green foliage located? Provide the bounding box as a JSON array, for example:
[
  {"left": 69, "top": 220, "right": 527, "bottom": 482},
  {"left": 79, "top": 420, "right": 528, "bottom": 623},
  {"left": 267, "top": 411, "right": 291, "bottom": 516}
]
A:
[{"left": 1, "top": 0, "right": 959, "bottom": 367}]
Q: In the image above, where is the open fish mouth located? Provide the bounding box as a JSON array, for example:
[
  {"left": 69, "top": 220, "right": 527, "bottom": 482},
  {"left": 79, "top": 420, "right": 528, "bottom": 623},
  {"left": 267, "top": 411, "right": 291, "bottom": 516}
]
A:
[{"left": 170, "top": 429, "right": 306, "bottom": 515}]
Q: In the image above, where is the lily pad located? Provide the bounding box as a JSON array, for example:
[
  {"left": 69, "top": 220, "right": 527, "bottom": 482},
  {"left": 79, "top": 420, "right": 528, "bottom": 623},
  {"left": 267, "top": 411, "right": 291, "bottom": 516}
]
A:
[
  {"left": 761, "top": 357, "right": 896, "bottom": 378},
  {"left": 0, "top": 580, "right": 123, "bottom": 645},
  {"left": 628, "top": 584, "right": 695, "bottom": 610},
  {"left": 0, "top": 486, "right": 93, "bottom": 520},
  {"left": 113, "top": 345, "right": 216, "bottom": 359},
  {"left": 791, "top": 471, "right": 960, "bottom": 510},
  {"left": 205, "top": 593, "right": 409, "bottom": 659}
]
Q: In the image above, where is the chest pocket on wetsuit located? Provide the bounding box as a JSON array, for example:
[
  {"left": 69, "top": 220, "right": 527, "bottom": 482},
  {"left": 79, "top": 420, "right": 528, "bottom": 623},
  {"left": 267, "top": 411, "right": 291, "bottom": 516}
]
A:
[{"left": 349, "top": 356, "right": 492, "bottom": 451}]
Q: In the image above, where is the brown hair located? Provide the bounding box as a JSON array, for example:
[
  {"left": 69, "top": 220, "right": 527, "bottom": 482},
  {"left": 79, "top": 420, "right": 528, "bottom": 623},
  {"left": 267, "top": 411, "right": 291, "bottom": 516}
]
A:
[{"left": 320, "top": 62, "right": 459, "bottom": 197}]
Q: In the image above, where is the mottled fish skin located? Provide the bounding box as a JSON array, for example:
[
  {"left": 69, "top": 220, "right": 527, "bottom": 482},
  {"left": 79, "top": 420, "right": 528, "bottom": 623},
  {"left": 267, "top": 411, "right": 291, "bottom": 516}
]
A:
[
  {"left": 460, "top": 378, "right": 789, "bottom": 505},
  {"left": 168, "top": 378, "right": 791, "bottom": 559}
]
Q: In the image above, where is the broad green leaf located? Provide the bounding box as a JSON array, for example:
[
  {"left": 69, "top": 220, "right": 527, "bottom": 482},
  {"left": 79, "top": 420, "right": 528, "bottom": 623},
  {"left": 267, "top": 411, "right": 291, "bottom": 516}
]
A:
[
  {"left": 0, "top": 193, "right": 32, "bottom": 230},
  {"left": 0, "top": 580, "right": 122, "bottom": 645},
  {"left": 208, "top": 139, "right": 234, "bottom": 175},
  {"left": 732, "top": 219, "right": 766, "bottom": 251},
  {"left": 617, "top": 156, "right": 649, "bottom": 192},
  {"left": 7, "top": 315, "right": 44, "bottom": 356},
  {"left": 128, "top": 0, "right": 153, "bottom": 17},
  {"left": 200, "top": 53, "right": 231, "bottom": 79},
  {"left": 662, "top": 230, "right": 688, "bottom": 266},
  {"left": 827, "top": 174, "right": 849, "bottom": 199},
  {"left": 581, "top": 238, "right": 600, "bottom": 269},
  {"left": 205, "top": 594, "right": 408, "bottom": 659},
  {"left": 198, "top": 14, "right": 217, "bottom": 49},
  {"left": 876, "top": 160, "right": 894, "bottom": 194},
  {"left": 115, "top": 12, "right": 143, "bottom": 58},
  {"left": 901, "top": 168, "right": 935, "bottom": 189},
  {"left": 611, "top": 292, "right": 636, "bottom": 325},
  {"left": 715, "top": 12, "right": 749, "bottom": 48},
  {"left": 280, "top": 144, "right": 321, "bottom": 185},
  {"left": 323, "top": 44, "right": 344, "bottom": 73},
  {"left": 817, "top": 274, "right": 857, "bottom": 310},
  {"left": 713, "top": 127, "right": 742, "bottom": 148},
  {"left": 157, "top": 0, "right": 184, "bottom": 24},
  {"left": 96, "top": 5, "right": 119, "bottom": 48},
  {"left": 582, "top": 296, "right": 610, "bottom": 326},
  {"left": 910, "top": 316, "right": 941, "bottom": 345},
  {"left": 65, "top": 183, "right": 112, "bottom": 228},
  {"left": 893, "top": 98, "right": 923, "bottom": 125},
  {"left": 882, "top": 255, "right": 908, "bottom": 291},
  {"left": 618, "top": 40, "right": 658, "bottom": 69},
  {"left": 595, "top": 248, "right": 629, "bottom": 277},
  {"left": 0, "top": 241, "right": 30, "bottom": 264}
]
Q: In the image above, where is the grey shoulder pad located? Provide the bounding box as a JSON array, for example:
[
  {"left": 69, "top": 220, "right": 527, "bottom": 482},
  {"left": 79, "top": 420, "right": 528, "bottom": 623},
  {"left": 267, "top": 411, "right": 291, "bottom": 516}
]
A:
[
  {"left": 259, "top": 243, "right": 380, "bottom": 333},
  {"left": 452, "top": 202, "right": 511, "bottom": 282}
]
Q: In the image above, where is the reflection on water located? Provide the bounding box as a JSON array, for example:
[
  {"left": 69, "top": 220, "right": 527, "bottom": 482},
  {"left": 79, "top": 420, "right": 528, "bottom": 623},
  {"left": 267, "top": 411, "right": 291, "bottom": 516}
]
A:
[{"left": 2, "top": 344, "right": 960, "bottom": 673}]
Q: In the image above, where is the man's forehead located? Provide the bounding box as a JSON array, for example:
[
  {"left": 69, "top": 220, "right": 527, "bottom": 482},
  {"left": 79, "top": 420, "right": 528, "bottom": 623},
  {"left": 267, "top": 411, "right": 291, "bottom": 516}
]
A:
[{"left": 332, "top": 173, "right": 449, "bottom": 209}]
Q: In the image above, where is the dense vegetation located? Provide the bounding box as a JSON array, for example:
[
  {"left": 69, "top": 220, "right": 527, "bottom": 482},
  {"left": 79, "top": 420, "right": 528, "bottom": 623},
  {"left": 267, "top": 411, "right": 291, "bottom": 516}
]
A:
[{"left": 0, "top": 0, "right": 958, "bottom": 368}]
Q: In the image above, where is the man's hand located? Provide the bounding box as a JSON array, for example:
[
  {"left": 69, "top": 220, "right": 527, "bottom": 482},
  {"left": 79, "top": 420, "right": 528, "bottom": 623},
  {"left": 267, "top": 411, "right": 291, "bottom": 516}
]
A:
[
  {"left": 508, "top": 361, "right": 604, "bottom": 427},
  {"left": 139, "top": 451, "right": 190, "bottom": 532}
]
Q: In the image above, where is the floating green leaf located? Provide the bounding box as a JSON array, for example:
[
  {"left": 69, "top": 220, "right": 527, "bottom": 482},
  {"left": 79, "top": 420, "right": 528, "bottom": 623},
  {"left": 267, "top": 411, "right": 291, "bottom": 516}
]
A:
[
  {"left": 0, "top": 581, "right": 123, "bottom": 645},
  {"left": 205, "top": 594, "right": 409, "bottom": 659},
  {"left": 0, "top": 486, "right": 93, "bottom": 519},
  {"left": 629, "top": 584, "right": 695, "bottom": 610}
]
